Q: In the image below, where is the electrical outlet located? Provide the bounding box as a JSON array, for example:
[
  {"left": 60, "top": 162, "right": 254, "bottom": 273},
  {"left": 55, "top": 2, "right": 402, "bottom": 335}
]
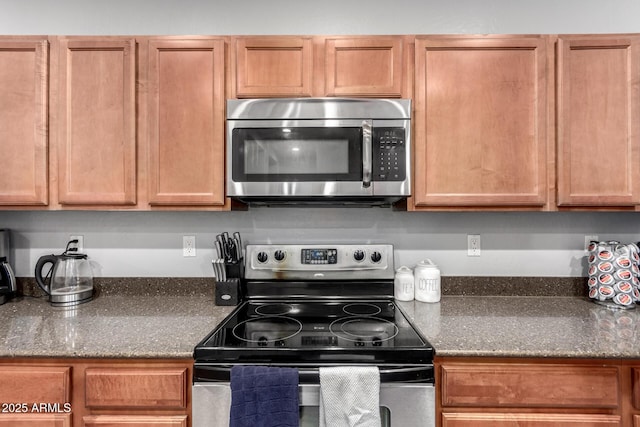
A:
[
  {"left": 69, "top": 235, "right": 84, "bottom": 252},
  {"left": 467, "top": 234, "right": 481, "bottom": 257},
  {"left": 585, "top": 235, "right": 599, "bottom": 251},
  {"left": 183, "top": 235, "right": 196, "bottom": 257}
]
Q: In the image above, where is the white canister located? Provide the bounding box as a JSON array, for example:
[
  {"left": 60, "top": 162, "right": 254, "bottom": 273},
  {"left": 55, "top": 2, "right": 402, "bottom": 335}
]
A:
[
  {"left": 394, "top": 266, "right": 415, "bottom": 301},
  {"left": 414, "top": 259, "right": 441, "bottom": 303}
]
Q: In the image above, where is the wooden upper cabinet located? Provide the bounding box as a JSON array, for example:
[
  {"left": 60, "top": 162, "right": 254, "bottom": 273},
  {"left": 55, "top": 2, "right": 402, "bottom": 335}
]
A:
[
  {"left": 235, "top": 37, "right": 313, "bottom": 97},
  {"left": 557, "top": 36, "right": 640, "bottom": 207},
  {"left": 0, "top": 39, "right": 48, "bottom": 205},
  {"left": 324, "top": 37, "right": 403, "bottom": 97},
  {"left": 413, "top": 36, "right": 549, "bottom": 209},
  {"left": 147, "top": 39, "right": 225, "bottom": 206},
  {"left": 56, "top": 38, "right": 137, "bottom": 206}
]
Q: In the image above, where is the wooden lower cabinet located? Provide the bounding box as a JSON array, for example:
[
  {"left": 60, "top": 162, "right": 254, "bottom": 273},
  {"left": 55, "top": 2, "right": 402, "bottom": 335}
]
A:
[
  {"left": 634, "top": 368, "right": 640, "bottom": 410},
  {"left": 0, "top": 414, "right": 72, "bottom": 426},
  {"left": 441, "top": 363, "right": 619, "bottom": 408},
  {"left": 436, "top": 357, "right": 636, "bottom": 427},
  {"left": 83, "top": 415, "right": 187, "bottom": 427},
  {"left": 0, "top": 359, "right": 192, "bottom": 427},
  {"left": 84, "top": 367, "right": 187, "bottom": 409},
  {"left": 442, "top": 413, "right": 620, "bottom": 427},
  {"left": 0, "top": 366, "right": 71, "bottom": 404}
]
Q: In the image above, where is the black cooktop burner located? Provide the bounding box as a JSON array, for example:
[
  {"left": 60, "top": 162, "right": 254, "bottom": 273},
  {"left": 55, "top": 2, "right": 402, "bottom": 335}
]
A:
[
  {"left": 194, "top": 299, "right": 433, "bottom": 365},
  {"left": 254, "top": 303, "right": 295, "bottom": 316},
  {"left": 343, "top": 302, "right": 382, "bottom": 316},
  {"left": 232, "top": 316, "right": 303, "bottom": 344},
  {"left": 329, "top": 316, "right": 398, "bottom": 344}
]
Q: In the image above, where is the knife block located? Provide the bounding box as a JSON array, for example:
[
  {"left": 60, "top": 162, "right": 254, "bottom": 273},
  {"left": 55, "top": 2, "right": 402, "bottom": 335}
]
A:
[
  {"left": 215, "top": 278, "right": 241, "bottom": 306},
  {"left": 224, "top": 258, "right": 243, "bottom": 280}
]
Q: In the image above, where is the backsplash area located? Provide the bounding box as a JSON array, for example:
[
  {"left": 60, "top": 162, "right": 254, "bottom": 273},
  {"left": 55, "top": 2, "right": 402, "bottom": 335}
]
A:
[
  {"left": 15, "top": 276, "right": 588, "bottom": 299},
  {"left": 1, "top": 210, "right": 638, "bottom": 278}
]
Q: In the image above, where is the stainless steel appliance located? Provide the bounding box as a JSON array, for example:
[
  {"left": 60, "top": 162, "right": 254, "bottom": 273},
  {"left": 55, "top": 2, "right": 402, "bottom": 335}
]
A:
[
  {"left": 227, "top": 98, "right": 411, "bottom": 206},
  {"left": 193, "top": 244, "right": 435, "bottom": 427},
  {"left": 0, "top": 229, "right": 16, "bottom": 305},
  {"left": 34, "top": 240, "right": 94, "bottom": 306}
]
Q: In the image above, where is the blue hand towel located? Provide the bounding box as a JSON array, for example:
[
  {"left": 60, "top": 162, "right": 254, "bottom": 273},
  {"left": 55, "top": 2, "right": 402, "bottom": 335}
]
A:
[{"left": 230, "top": 365, "right": 299, "bottom": 427}]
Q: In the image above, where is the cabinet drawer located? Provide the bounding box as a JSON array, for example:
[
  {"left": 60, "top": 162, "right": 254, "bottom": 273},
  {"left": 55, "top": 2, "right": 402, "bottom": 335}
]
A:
[
  {"left": 85, "top": 368, "right": 187, "bottom": 409},
  {"left": 83, "top": 415, "right": 187, "bottom": 427},
  {"left": 0, "top": 414, "right": 71, "bottom": 427},
  {"left": 441, "top": 363, "right": 619, "bottom": 408},
  {"left": 442, "top": 413, "right": 621, "bottom": 427},
  {"left": 634, "top": 368, "right": 640, "bottom": 409},
  {"left": 0, "top": 366, "right": 71, "bottom": 403}
]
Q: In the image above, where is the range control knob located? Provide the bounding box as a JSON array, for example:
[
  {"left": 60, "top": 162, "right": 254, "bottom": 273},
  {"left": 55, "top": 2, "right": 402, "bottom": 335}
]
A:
[
  {"left": 274, "top": 250, "right": 286, "bottom": 262},
  {"left": 257, "top": 252, "right": 268, "bottom": 263},
  {"left": 370, "top": 251, "right": 382, "bottom": 263},
  {"left": 353, "top": 250, "right": 365, "bottom": 262}
]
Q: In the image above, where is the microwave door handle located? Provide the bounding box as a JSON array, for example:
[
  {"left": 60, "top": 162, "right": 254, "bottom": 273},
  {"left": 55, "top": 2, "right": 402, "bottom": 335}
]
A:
[{"left": 362, "top": 120, "right": 372, "bottom": 188}]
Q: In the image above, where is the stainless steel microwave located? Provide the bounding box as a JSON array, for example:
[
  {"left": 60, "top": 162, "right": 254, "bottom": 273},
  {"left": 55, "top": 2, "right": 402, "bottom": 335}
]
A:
[{"left": 226, "top": 98, "right": 411, "bottom": 206}]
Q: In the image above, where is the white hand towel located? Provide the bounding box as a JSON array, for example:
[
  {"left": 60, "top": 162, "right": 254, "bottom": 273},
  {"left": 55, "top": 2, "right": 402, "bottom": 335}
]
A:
[{"left": 319, "top": 366, "right": 381, "bottom": 427}]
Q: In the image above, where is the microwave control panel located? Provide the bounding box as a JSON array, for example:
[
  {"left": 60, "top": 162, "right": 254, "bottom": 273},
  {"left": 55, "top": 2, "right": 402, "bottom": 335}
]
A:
[{"left": 372, "top": 128, "right": 406, "bottom": 181}]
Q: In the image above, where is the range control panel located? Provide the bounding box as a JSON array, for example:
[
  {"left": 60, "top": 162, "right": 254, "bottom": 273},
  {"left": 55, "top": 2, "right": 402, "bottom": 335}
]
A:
[
  {"left": 301, "top": 248, "right": 338, "bottom": 265},
  {"left": 245, "top": 244, "right": 394, "bottom": 281}
]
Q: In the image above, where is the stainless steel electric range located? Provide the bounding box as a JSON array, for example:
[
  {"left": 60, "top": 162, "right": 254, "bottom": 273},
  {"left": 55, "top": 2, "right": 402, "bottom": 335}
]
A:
[{"left": 193, "top": 244, "right": 435, "bottom": 427}]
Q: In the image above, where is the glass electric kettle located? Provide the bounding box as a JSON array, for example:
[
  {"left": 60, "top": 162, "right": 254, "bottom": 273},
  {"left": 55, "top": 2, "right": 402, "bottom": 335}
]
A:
[{"left": 35, "top": 239, "right": 94, "bottom": 306}]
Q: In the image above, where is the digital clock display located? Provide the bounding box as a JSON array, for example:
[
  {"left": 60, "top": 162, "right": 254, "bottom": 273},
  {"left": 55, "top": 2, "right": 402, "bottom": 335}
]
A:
[{"left": 301, "top": 248, "right": 338, "bottom": 264}]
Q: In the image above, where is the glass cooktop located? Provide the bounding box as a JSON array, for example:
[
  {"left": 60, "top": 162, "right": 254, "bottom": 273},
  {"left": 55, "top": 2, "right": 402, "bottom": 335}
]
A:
[{"left": 194, "top": 300, "right": 433, "bottom": 365}]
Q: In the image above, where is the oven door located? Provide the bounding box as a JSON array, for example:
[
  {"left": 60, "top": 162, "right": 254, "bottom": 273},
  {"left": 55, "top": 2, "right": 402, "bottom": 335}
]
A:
[
  {"left": 227, "top": 119, "right": 374, "bottom": 198},
  {"left": 193, "top": 365, "right": 435, "bottom": 427},
  {"left": 193, "top": 382, "right": 434, "bottom": 427}
]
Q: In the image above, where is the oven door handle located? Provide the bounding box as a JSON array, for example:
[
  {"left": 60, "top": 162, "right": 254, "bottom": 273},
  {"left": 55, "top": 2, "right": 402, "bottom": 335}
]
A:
[
  {"left": 194, "top": 365, "right": 433, "bottom": 384},
  {"left": 362, "top": 120, "right": 372, "bottom": 188}
]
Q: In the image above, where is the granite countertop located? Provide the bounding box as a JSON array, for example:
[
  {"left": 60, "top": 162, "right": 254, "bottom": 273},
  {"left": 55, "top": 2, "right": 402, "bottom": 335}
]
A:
[
  {"left": 398, "top": 296, "right": 640, "bottom": 359},
  {"left": 0, "top": 286, "right": 235, "bottom": 358},
  {"left": 1, "top": 280, "right": 639, "bottom": 359}
]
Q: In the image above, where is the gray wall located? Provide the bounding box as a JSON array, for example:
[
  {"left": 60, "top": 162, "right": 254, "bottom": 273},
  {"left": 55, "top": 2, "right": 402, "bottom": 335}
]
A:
[
  {"left": 2, "top": 0, "right": 640, "bottom": 35},
  {"left": 2, "top": 0, "right": 640, "bottom": 278},
  {"left": 1, "top": 210, "right": 639, "bottom": 278}
]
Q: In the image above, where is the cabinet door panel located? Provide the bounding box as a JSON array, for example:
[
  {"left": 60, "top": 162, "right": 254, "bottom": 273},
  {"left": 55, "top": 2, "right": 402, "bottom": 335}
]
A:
[
  {"left": 57, "top": 38, "right": 136, "bottom": 205},
  {"left": 0, "top": 39, "right": 48, "bottom": 205},
  {"left": 634, "top": 368, "right": 640, "bottom": 409},
  {"left": 634, "top": 415, "right": 639, "bottom": 427},
  {"left": 0, "top": 366, "right": 70, "bottom": 403},
  {"left": 85, "top": 367, "right": 187, "bottom": 408},
  {"left": 557, "top": 37, "right": 640, "bottom": 207},
  {"left": 441, "top": 363, "right": 619, "bottom": 408},
  {"left": 235, "top": 37, "right": 313, "bottom": 97},
  {"left": 414, "top": 37, "right": 548, "bottom": 207},
  {"left": 325, "top": 37, "right": 403, "bottom": 97},
  {"left": 0, "top": 414, "right": 71, "bottom": 427},
  {"left": 147, "top": 39, "right": 225, "bottom": 206},
  {"left": 83, "top": 415, "right": 187, "bottom": 427},
  {"left": 442, "top": 413, "right": 620, "bottom": 427}
]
